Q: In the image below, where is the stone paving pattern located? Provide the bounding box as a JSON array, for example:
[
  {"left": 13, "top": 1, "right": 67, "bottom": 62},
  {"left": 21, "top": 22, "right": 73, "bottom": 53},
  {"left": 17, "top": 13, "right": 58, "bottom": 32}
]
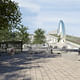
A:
[{"left": 0, "top": 52, "right": 80, "bottom": 80}]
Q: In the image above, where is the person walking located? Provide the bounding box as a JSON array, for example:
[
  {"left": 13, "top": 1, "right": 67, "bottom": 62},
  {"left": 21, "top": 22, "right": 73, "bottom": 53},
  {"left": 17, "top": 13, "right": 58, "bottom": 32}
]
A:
[{"left": 50, "top": 46, "right": 53, "bottom": 54}]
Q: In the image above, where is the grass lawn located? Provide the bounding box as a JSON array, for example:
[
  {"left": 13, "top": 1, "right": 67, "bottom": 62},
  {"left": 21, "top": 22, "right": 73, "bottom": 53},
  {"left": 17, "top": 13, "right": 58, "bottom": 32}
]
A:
[{"left": 50, "top": 34, "right": 80, "bottom": 45}]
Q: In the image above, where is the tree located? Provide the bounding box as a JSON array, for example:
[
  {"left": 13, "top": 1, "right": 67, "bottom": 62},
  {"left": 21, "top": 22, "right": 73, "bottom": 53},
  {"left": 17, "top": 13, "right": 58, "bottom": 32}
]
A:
[
  {"left": 0, "top": 28, "right": 17, "bottom": 41},
  {"left": 16, "top": 25, "right": 30, "bottom": 44},
  {"left": 0, "top": 0, "right": 21, "bottom": 30},
  {"left": 0, "top": 28, "right": 11, "bottom": 41},
  {"left": 33, "top": 28, "right": 46, "bottom": 44}
]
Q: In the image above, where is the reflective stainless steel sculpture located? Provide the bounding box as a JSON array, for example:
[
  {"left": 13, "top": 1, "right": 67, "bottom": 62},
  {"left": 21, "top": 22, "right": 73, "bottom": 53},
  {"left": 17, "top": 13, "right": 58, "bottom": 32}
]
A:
[{"left": 57, "top": 20, "right": 66, "bottom": 43}]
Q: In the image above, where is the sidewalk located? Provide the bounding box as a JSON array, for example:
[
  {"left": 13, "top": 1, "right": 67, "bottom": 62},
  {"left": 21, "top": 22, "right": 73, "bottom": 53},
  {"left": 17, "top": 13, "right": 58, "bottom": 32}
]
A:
[{"left": 0, "top": 53, "right": 80, "bottom": 80}]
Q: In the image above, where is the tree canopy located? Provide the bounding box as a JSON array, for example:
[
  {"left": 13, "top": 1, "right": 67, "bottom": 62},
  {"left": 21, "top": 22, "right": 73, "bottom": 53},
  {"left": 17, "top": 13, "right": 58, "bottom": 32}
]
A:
[
  {"left": 0, "top": 0, "right": 21, "bottom": 30},
  {"left": 0, "top": 0, "right": 22, "bottom": 42},
  {"left": 33, "top": 28, "right": 46, "bottom": 44},
  {"left": 16, "top": 25, "right": 30, "bottom": 44}
]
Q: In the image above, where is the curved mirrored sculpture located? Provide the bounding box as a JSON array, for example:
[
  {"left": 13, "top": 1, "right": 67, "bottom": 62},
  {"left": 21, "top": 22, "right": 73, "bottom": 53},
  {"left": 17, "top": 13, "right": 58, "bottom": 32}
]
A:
[{"left": 57, "top": 20, "right": 66, "bottom": 42}]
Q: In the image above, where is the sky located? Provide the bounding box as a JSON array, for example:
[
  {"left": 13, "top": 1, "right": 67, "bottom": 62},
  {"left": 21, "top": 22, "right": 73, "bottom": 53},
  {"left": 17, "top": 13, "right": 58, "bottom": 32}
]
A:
[{"left": 12, "top": 0, "right": 80, "bottom": 37}]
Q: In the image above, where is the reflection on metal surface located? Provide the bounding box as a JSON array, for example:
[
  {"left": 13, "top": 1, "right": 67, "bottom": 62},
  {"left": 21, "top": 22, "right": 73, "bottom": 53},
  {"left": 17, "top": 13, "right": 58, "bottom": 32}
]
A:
[
  {"left": 57, "top": 20, "right": 65, "bottom": 38},
  {"left": 57, "top": 20, "right": 66, "bottom": 43}
]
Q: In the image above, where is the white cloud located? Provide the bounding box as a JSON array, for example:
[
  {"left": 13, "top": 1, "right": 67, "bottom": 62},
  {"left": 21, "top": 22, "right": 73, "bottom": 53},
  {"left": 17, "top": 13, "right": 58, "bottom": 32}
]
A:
[
  {"left": 39, "top": 0, "right": 80, "bottom": 4},
  {"left": 12, "top": 0, "right": 40, "bottom": 13}
]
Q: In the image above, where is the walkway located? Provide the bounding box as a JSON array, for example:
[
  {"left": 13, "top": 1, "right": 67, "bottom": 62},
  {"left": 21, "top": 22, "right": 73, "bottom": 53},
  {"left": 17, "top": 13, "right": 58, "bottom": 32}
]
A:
[{"left": 0, "top": 52, "right": 80, "bottom": 80}]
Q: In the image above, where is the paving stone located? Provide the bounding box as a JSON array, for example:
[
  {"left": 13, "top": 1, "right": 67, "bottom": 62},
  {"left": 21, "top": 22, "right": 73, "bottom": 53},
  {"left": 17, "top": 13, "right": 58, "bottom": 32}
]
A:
[{"left": 0, "top": 53, "right": 80, "bottom": 80}]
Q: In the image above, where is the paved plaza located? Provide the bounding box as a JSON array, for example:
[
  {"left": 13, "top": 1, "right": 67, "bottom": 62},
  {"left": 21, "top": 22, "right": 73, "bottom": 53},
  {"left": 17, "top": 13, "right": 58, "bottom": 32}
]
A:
[{"left": 0, "top": 52, "right": 80, "bottom": 80}]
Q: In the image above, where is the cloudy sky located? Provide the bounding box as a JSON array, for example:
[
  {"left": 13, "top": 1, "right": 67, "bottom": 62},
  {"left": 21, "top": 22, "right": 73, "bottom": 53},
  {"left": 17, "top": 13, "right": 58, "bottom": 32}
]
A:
[{"left": 12, "top": 0, "right": 80, "bottom": 37}]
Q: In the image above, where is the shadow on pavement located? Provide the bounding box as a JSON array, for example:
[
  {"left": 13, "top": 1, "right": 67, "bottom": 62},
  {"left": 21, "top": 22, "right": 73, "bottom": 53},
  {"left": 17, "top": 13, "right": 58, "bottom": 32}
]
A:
[{"left": 0, "top": 50, "right": 60, "bottom": 80}]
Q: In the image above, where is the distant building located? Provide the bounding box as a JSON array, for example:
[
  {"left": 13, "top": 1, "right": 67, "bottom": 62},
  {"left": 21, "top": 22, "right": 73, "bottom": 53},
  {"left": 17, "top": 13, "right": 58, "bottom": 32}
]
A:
[
  {"left": 29, "top": 34, "right": 34, "bottom": 43},
  {"left": 46, "top": 20, "right": 66, "bottom": 47},
  {"left": 45, "top": 33, "right": 58, "bottom": 46}
]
